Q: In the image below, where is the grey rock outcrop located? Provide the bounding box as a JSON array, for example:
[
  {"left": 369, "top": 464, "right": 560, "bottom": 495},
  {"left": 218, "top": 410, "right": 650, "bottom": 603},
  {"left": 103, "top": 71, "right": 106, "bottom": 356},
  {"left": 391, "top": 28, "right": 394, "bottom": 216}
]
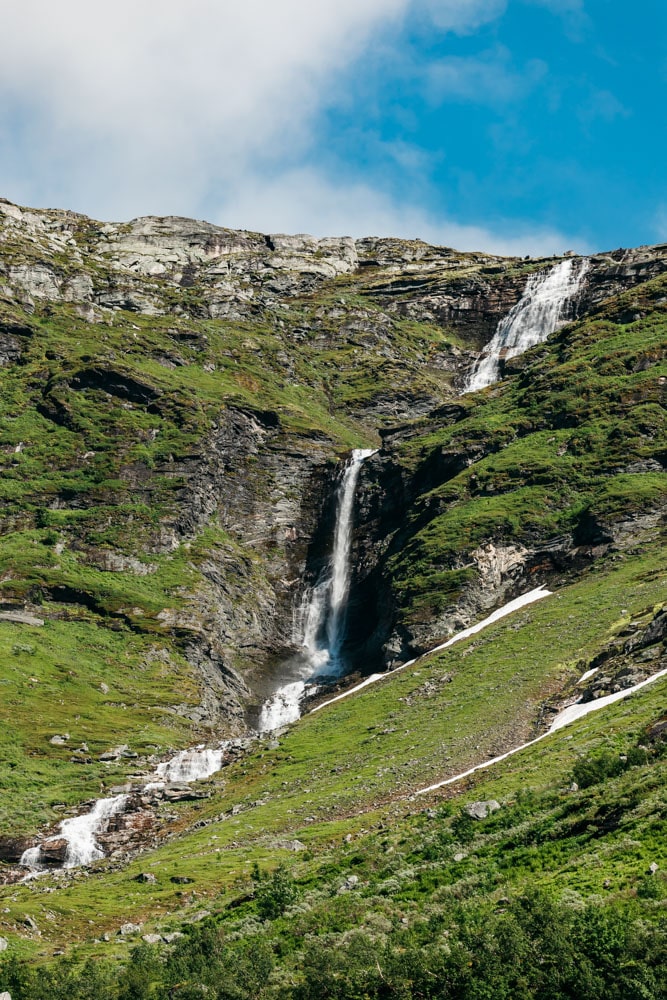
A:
[{"left": 465, "top": 800, "right": 501, "bottom": 820}]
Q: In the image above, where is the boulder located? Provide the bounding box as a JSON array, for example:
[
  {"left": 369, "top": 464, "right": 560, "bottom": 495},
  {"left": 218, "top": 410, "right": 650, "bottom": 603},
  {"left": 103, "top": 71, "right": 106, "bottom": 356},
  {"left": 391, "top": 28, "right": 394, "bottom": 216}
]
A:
[
  {"left": 275, "top": 839, "right": 306, "bottom": 852},
  {"left": 0, "top": 990, "right": 12, "bottom": 1000},
  {"left": 0, "top": 936, "right": 8, "bottom": 951},
  {"left": 119, "top": 922, "right": 142, "bottom": 936},
  {"left": 135, "top": 872, "right": 157, "bottom": 883},
  {"left": 465, "top": 800, "right": 501, "bottom": 820},
  {"left": 39, "top": 839, "right": 68, "bottom": 864},
  {"left": 99, "top": 745, "right": 128, "bottom": 761},
  {"left": 142, "top": 934, "right": 163, "bottom": 944},
  {"left": 163, "top": 784, "right": 209, "bottom": 802}
]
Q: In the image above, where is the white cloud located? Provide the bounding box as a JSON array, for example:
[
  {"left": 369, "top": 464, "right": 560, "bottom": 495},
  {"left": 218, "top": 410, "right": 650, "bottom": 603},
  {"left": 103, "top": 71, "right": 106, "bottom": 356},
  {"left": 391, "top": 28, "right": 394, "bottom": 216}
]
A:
[
  {"left": 0, "top": 0, "right": 580, "bottom": 255},
  {"left": 215, "top": 167, "right": 589, "bottom": 256},
  {"left": 0, "top": 1, "right": 406, "bottom": 166}
]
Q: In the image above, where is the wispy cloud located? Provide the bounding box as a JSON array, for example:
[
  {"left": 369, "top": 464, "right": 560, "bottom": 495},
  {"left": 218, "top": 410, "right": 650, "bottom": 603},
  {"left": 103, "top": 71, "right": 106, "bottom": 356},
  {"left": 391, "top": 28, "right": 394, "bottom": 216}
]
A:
[
  {"left": 654, "top": 205, "right": 667, "bottom": 243},
  {"left": 215, "top": 166, "right": 589, "bottom": 256},
  {"left": 426, "top": 46, "right": 548, "bottom": 105},
  {"left": 423, "top": 0, "right": 507, "bottom": 33},
  {"left": 578, "top": 88, "right": 630, "bottom": 125},
  {"left": 0, "top": 0, "right": 584, "bottom": 255}
]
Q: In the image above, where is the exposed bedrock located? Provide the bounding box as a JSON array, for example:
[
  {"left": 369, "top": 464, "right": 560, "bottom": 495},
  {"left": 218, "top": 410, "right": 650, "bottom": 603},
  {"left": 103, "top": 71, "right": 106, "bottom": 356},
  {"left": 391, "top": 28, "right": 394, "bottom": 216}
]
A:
[
  {"left": 144, "top": 405, "right": 343, "bottom": 721},
  {"left": 339, "top": 442, "right": 666, "bottom": 674}
]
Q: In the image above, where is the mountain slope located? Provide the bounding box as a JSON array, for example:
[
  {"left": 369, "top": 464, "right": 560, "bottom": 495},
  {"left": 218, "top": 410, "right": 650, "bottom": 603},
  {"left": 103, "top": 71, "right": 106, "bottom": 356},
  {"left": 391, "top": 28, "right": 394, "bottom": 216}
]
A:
[{"left": 0, "top": 199, "right": 665, "bottom": 992}]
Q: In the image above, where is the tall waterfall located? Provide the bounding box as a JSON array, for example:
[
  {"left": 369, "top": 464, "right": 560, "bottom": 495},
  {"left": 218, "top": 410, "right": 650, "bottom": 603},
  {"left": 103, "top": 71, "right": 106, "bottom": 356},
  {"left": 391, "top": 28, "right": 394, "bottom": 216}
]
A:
[
  {"left": 258, "top": 448, "right": 376, "bottom": 732},
  {"left": 465, "top": 258, "right": 589, "bottom": 393}
]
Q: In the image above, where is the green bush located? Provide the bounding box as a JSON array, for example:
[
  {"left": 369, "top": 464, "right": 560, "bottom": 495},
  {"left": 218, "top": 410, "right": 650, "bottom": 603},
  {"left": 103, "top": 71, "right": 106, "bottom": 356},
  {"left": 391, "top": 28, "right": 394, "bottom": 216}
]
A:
[{"left": 252, "top": 863, "right": 300, "bottom": 920}]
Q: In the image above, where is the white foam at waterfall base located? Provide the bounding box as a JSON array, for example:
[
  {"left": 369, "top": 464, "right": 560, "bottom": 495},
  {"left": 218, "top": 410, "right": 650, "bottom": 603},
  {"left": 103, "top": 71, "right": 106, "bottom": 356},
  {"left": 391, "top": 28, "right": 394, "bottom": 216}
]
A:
[
  {"left": 156, "top": 745, "right": 226, "bottom": 783},
  {"left": 257, "top": 680, "right": 308, "bottom": 732},
  {"left": 465, "top": 258, "right": 589, "bottom": 392}
]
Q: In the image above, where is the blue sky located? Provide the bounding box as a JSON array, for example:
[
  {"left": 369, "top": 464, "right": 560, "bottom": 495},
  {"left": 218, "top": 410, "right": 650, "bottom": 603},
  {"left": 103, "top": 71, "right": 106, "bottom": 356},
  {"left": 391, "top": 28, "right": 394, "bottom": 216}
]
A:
[{"left": 0, "top": 0, "right": 664, "bottom": 254}]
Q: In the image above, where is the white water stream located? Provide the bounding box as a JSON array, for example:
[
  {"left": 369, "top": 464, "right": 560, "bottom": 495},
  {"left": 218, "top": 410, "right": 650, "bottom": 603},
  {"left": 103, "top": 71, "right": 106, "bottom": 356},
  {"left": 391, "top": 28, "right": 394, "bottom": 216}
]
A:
[
  {"left": 19, "top": 743, "right": 230, "bottom": 873},
  {"left": 257, "top": 448, "right": 376, "bottom": 732},
  {"left": 465, "top": 258, "right": 589, "bottom": 392},
  {"left": 155, "top": 745, "right": 225, "bottom": 783}
]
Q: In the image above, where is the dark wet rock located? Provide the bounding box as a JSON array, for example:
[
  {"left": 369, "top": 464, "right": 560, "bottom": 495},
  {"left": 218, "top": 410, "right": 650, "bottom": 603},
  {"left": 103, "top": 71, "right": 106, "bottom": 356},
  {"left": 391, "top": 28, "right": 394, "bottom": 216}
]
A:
[
  {"left": 0, "top": 837, "right": 32, "bottom": 863},
  {"left": 70, "top": 367, "right": 161, "bottom": 404}
]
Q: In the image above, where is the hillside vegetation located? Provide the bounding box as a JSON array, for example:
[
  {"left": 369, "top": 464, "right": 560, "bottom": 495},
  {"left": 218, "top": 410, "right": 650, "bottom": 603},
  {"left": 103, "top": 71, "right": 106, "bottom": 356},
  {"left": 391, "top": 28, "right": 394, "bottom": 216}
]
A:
[{"left": 0, "top": 200, "right": 665, "bottom": 996}]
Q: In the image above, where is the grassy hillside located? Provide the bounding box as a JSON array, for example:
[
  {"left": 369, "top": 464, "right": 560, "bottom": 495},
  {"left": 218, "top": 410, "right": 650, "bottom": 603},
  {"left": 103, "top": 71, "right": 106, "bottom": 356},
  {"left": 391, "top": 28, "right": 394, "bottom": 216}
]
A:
[
  {"left": 0, "top": 207, "right": 665, "bottom": 995},
  {"left": 379, "top": 272, "right": 667, "bottom": 634},
  {"left": 1, "top": 537, "right": 665, "bottom": 969}
]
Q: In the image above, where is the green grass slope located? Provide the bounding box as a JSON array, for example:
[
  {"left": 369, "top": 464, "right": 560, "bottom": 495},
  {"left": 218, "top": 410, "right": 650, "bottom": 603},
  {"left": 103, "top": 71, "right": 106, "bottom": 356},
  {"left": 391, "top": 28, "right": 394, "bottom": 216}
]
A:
[
  {"left": 1, "top": 534, "right": 665, "bottom": 974},
  {"left": 0, "top": 219, "right": 665, "bottom": 994}
]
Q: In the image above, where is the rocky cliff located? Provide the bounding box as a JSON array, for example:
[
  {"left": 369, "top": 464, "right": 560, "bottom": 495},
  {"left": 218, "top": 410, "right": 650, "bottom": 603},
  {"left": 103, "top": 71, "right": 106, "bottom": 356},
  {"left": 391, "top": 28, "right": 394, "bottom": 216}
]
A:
[{"left": 0, "top": 196, "right": 666, "bottom": 741}]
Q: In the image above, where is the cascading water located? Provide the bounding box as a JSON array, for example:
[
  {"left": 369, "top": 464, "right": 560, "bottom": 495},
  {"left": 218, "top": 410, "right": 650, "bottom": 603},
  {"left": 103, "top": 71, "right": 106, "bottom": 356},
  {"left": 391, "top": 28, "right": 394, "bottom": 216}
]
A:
[
  {"left": 155, "top": 745, "right": 226, "bottom": 783},
  {"left": 465, "top": 257, "right": 589, "bottom": 392},
  {"left": 20, "top": 794, "right": 128, "bottom": 871},
  {"left": 19, "top": 741, "right": 234, "bottom": 874},
  {"left": 257, "top": 448, "right": 376, "bottom": 732}
]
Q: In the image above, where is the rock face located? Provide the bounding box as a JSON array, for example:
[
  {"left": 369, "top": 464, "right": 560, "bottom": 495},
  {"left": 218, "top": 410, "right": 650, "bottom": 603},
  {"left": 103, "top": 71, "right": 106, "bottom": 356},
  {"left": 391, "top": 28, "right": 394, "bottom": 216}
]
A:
[
  {"left": 3, "top": 199, "right": 663, "bottom": 344},
  {"left": 0, "top": 197, "right": 666, "bottom": 724}
]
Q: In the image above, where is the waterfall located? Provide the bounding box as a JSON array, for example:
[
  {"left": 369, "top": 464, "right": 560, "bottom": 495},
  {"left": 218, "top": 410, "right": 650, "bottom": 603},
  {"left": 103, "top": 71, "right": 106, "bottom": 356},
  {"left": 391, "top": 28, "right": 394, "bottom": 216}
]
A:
[
  {"left": 465, "top": 258, "right": 589, "bottom": 392},
  {"left": 257, "top": 447, "right": 376, "bottom": 732},
  {"left": 20, "top": 794, "right": 128, "bottom": 871},
  {"left": 155, "top": 745, "right": 226, "bottom": 783},
  {"left": 20, "top": 740, "right": 233, "bottom": 874},
  {"left": 326, "top": 449, "right": 375, "bottom": 667}
]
